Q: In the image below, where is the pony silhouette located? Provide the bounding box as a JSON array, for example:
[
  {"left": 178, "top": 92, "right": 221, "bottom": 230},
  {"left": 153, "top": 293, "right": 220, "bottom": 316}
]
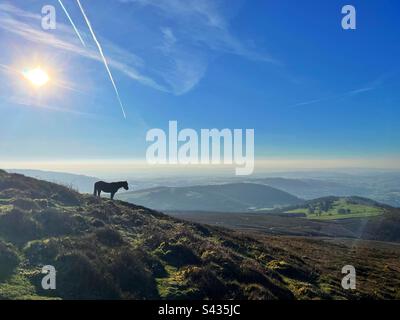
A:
[{"left": 94, "top": 181, "right": 129, "bottom": 200}]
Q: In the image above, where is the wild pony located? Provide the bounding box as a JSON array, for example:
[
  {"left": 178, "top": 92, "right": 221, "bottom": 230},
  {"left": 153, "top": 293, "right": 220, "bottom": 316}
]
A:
[{"left": 94, "top": 181, "right": 129, "bottom": 200}]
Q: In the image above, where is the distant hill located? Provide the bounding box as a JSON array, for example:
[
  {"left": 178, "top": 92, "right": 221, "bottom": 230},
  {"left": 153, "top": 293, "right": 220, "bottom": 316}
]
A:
[
  {"left": 250, "top": 173, "right": 400, "bottom": 208},
  {"left": 250, "top": 177, "right": 368, "bottom": 200},
  {"left": 0, "top": 169, "right": 399, "bottom": 299},
  {"left": 117, "top": 183, "right": 304, "bottom": 212},
  {"left": 6, "top": 169, "right": 99, "bottom": 193},
  {"left": 276, "top": 196, "right": 389, "bottom": 220}
]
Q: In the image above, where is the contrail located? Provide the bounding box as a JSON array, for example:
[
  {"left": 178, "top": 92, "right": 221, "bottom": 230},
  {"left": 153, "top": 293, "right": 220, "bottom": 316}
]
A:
[
  {"left": 58, "top": 0, "right": 86, "bottom": 46},
  {"left": 76, "top": 0, "right": 127, "bottom": 119}
]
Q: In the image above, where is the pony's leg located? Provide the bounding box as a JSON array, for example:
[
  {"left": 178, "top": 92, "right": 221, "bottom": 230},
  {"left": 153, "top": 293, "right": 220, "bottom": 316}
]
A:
[{"left": 111, "top": 192, "right": 115, "bottom": 200}]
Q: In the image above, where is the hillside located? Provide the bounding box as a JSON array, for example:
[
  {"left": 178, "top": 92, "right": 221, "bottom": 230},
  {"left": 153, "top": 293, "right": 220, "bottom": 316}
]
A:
[
  {"left": 170, "top": 209, "right": 400, "bottom": 243},
  {"left": 6, "top": 169, "right": 99, "bottom": 194},
  {"left": 250, "top": 177, "right": 368, "bottom": 200},
  {"left": 0, "top": 170, "right": 399, "bottom": 300},
  {"left": 278, "top": 196, "right": 389, "bottom": 220},
  {"left": 251, "top": 172, "right": 400, "bottom": 208},
  {"left": 117, "top": 183, "right": 303, "bottom": 212}
]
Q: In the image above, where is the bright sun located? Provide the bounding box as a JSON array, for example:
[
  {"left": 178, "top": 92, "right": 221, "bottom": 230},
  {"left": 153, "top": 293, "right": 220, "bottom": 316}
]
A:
[{"left": 23, "top": 67, "right": 50, "bottom": 87}]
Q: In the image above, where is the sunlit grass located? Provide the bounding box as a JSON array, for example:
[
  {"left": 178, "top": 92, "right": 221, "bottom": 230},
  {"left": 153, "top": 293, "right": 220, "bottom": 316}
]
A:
[{"left": 288, "top": 199, "right": 384, "bottom": 220}]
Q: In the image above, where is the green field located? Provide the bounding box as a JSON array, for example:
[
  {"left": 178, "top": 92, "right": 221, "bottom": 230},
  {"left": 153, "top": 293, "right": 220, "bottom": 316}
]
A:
[{"left": 287, "top": 198, "right": 384, "bottom": 220}]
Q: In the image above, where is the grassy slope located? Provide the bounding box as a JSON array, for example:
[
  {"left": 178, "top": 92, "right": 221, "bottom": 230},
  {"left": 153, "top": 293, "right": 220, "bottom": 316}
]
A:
[
  {"left": 169, "top": 209, "right": 400, "bottom": 242},
  {"left": 0, "top": 170, "right": 399, "bottom": 300},
  {"left": 285, "top": 197, "right": 385, "bottom": 220}
]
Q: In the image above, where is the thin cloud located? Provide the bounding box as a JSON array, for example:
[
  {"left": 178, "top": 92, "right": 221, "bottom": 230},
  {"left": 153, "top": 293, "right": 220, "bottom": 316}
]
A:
[
  {"left": 58, "top": 0, "right": 86, "bottom": 46},
  {"left": 289, "top": 97, "right": 329, "bottom": 108},
  {"left": 117, "top": 0, "right": 279, "bottom": 93},
  {"left": 160, "top": 27, "right": 177, "bottom": 53},
  {"left": 120, "top": 0, "right": 278, "bottom": 63},
  {"left": 0, "top": 63, "right": 14, "bottom": 74},
  {"left": 0, "top": 3, "right": 166, "bottom": 93},
  {"left": 1, "top": 1, "right": 277, "bottom": 96},
  {"left": 76, "top": 0, "right": 127, "bottom": 119},
  {"left": 289, "top": 77, "right": 385, "bottom": 108},
  {"left": 1, "top": 95, "right": 95, "bottom": 117}
]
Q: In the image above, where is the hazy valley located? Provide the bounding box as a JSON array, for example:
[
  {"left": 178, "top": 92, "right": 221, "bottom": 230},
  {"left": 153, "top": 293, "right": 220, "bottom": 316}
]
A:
[{"left": 9, "top": 169, "right": 400, "bottom": 208}]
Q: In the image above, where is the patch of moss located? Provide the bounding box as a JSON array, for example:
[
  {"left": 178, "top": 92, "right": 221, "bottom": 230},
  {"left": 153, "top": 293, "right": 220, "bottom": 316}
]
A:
[
  {"left": 0, "top": 271, "right": 57, "bottom": 300},
  {"left": 156, "top": 265, "right": 200, "bottom": 300},
  {"left": 154, "top": 242, "right": 200, "bottom": 268},
  {"left": 0, "top": 240, "right": 20, "bottom": 281}
]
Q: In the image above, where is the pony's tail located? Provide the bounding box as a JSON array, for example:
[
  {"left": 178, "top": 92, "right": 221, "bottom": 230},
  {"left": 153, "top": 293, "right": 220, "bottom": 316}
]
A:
[{"left": 93, "top": 185, "right": 97, "bottom": 196}]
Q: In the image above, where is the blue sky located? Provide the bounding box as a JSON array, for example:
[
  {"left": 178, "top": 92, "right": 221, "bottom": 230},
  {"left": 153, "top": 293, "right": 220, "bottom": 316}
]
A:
[{"left": 0, "top": 0, "right": 400, "bottom": 173}]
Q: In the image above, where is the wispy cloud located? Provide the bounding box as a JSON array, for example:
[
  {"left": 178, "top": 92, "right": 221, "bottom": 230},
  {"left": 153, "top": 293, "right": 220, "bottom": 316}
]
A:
[
  {"left": 289, "top": 76, "right": 386, "bottom": 108},
  {"left": 121, "top": 0, "right": 277, "bottom": 62},
  {"left": 76, "top": 0, "right": 126, "bottom": 119},
  {"left": 0, "top": 3, "right": 166, "bottom": 92},
  {"left": 119, "top": 0, "right": 281, "bottom": 94},
  {"left": 290, "top": 98, "right": 328, "bottom": 108},
  {"left": 0, "top": 63, "right": 14, "bottom": 75},
  {"left": 160, "top": 27, "right": 177, "bottom": 53},
  {"left": 1, "top": 94, "right": 95, "bottom": 117},
  {"left": 347, "top": 87, "right": 375, "bottom": 95},
  {"left": 58, "top": 0, "right": 86, "bottom": 46},
  {"left": 118, "top": 0, "right": 279, "bottom": 92},
  {"left": 0, "top": 1, "right": 275, "bottom": 96}
]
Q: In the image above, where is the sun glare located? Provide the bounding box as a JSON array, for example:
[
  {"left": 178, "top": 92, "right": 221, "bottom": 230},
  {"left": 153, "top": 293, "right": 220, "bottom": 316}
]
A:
[{"left": 23, "top": 67, "right": 50, "bottom": 87}]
